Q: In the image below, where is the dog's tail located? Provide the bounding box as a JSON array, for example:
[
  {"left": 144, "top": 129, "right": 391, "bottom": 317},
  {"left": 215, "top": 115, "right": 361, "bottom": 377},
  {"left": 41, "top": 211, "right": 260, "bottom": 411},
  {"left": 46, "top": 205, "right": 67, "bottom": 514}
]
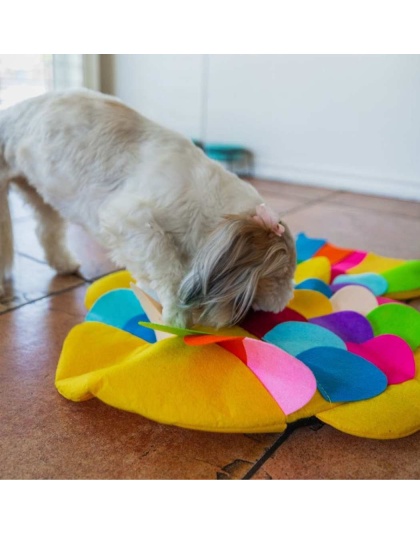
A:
[{"left": 0, "top": 112, "right": 14, "bottom": 292}]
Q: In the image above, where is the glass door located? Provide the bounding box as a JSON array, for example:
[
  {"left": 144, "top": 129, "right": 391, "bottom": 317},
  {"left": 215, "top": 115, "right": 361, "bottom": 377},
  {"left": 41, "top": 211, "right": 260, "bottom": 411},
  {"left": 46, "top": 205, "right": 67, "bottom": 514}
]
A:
[{"left": 0, "top": 54, "right": 99, "bottom": 110}]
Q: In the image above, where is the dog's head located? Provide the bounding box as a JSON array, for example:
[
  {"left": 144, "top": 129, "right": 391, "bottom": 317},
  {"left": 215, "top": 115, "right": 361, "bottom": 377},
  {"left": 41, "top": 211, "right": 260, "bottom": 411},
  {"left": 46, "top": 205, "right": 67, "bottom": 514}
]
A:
[{"left": 178, "top": 206, "right": 296, "bottom": 328}]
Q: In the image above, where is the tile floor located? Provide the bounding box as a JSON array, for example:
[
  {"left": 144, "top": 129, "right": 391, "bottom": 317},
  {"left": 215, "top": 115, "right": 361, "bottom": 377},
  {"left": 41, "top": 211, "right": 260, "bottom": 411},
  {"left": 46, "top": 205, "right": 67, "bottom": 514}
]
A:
[{"left": 1, "top": 178, "right": 420, "bottom": 480}]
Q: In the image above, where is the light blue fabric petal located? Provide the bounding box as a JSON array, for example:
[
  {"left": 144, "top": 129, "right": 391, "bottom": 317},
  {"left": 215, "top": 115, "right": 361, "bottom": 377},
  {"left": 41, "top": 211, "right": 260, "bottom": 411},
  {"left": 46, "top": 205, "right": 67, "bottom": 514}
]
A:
[
  {"left": 86, "top": 288, "right": 156, "bottom": 342},
  {"left": 333, "top": 273, "right": 388, "bottom": 296},
  {"left": 264, "top": 321, "right": 346, "bottom": 357}
]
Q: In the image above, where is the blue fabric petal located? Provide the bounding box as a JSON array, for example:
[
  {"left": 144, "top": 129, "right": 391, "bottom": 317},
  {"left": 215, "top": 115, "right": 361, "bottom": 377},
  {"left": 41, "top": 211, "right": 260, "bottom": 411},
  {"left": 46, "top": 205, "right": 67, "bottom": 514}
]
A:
[{"left": 296, "top": 347, "right": 388, "bottom": 403}]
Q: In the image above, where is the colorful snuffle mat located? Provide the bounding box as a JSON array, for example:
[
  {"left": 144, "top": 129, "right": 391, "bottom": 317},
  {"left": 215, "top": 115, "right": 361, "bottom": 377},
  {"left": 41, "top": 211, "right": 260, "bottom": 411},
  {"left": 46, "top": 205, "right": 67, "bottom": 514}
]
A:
[{"left": 55, "top": 233, "right": 420, "bottom": 439}]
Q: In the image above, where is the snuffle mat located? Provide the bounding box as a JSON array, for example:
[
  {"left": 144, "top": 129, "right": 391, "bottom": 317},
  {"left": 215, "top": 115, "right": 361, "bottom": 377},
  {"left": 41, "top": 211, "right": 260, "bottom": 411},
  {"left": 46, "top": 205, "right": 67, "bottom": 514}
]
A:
[{"left": 56, "top": 233, "right": 420, "bottom": 439}]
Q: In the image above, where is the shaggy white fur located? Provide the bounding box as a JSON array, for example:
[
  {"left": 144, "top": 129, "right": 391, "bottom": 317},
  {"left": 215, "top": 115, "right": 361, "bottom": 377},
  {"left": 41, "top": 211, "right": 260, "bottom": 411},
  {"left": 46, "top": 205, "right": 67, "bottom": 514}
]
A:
[{"left": 0, "top": 89, "right": 296, "bottom": 327}]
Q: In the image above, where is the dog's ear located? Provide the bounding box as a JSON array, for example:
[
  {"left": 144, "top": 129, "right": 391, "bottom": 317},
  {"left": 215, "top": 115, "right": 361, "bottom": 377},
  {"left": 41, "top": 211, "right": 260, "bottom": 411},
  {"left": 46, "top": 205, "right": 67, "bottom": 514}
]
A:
[{"left": 178, "top": 214, "right": 293, "bottom": 327}]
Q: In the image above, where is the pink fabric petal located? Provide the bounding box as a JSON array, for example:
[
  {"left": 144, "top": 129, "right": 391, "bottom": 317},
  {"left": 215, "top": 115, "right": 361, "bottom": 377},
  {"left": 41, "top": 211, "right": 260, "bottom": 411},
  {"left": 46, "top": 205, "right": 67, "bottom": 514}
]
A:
[
  {"left": 239, "top": 338, "right": 317, "bottom": 415},
  {"left": 331, "top": 251, "right": 367, "bottom": 279}
]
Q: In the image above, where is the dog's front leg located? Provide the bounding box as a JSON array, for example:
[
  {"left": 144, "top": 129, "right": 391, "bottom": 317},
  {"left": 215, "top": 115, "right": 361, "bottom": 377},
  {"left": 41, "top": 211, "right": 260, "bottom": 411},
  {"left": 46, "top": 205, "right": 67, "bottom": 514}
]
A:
[
  {"left": 98, "top": 204, "right": 191, "bottom": 328},
  {"left": 133, "top": 230, "right": 192, "bottom": 328}
]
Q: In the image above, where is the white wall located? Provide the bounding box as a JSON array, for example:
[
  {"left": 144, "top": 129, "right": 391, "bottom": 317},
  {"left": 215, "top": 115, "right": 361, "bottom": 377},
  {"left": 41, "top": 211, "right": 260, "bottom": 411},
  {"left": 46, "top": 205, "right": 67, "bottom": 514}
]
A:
[
  {"left": 108, "top": 54, "right": 420, "bottom": 201},
  {"left": 111, "top": 54, "right": 204, "bottom": 140}
]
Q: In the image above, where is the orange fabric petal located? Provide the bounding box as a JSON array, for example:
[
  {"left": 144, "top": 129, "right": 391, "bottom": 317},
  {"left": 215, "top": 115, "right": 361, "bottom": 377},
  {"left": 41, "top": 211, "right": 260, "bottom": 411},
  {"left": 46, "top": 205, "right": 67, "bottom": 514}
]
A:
[{"left": 314, "top": 243, "right": 354, "bottom": 264}]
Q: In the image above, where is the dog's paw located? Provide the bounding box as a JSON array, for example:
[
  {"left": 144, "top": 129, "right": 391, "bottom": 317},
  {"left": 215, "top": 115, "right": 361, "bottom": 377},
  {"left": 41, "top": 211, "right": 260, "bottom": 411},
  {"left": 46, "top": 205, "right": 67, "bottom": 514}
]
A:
[{"left": 162, "top": 305, "right": 190, "bottom": 329}]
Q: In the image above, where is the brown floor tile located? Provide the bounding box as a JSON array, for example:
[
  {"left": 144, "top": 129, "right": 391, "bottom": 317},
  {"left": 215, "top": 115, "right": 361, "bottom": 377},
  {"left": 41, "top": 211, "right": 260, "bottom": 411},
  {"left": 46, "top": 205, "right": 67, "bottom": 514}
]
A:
[
  {"left": 0, "top": 287, "right": 279, "bottom": 479},
  {"left": 284, "top": 201, "right": 420, "bottom": 259},
  {"left": 246, "top": 177, "right": 336, "bottom": 201},
  {"left": 329, "top": 190, "right": 420, "bottom": 219},
  {"left": 259, "top": 424, "right": 420, "bottom": 479},
  {"left": 244, "top": 178, "right": 333, "bottom": 215},
  {"left": 257, "top": 195, "right": 309, "bottom": 216},
  {"left": 0, "top": 255, "right": 84, "bottom": 313}
]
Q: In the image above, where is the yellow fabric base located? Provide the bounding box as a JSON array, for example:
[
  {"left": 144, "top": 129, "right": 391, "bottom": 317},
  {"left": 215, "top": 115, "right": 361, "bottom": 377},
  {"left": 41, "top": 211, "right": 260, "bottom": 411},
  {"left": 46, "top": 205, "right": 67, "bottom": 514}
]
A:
[
  {"left": 295, "top": 257, "right": 331, "bottom": 284},
  {"left": 286, "top": 391, "right": 341, "bottom": 424},
  {"left": 84, "top": 270, "right": 134, "bottom": 310},
  {"left": 347, "top": 252, "right": 406, "bottom": 275},
  {"left": 56, "top": 321, "right": 287, "bottom": 433},
  {"left": 287, "top": 289, "right": 333, "bottom": 318}
]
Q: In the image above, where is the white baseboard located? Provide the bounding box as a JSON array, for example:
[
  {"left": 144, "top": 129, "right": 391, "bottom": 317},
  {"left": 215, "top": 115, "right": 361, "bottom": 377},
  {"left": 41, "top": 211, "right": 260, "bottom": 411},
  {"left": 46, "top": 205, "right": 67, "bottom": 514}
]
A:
[{"left": 255, "top": 162, "right": 420, "bottom": 202}]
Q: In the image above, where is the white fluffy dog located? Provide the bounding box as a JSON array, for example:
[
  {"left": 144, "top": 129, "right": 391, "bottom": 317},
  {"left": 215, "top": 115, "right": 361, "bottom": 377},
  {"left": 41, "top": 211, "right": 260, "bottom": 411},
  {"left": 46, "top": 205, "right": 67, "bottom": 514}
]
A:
[{"left": 0, "top": 89, "right": 296, "bottom": 328}]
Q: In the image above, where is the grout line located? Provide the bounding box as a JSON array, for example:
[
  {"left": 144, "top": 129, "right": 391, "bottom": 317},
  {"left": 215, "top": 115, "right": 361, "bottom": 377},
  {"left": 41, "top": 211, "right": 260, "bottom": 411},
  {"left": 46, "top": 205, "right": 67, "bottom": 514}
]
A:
[
  {"left": 15, "top": 252, "right": 119, "bottom": 284},
  {"left": 16, "top": 251, "right": 87, "bottom": 283},
  {"left": 253, "top": 179, "right": 420, "bottom": 220},
  {"left": 242, "top": 417, "right": 321, "bottom": 480},
  {"left": 15, "top": 251, "right": 93, "bottom": 283},
  {"left": 16, "top": 251, "right": 50, "bottom": 266},
  {"left": 0, "top": 280, "right": 88, "bottom": 316},
  {"left": 242, "top": 426, "right": 295, "bottom": 480},
  {"left": 280, "top": 190, "right": 343, "bottom": 216},
  {"left": 325, "top": 196, "right": 420, "bottom": 221},
  {"left": 268, "top": 188, "right": 420, "bottom": 221}
]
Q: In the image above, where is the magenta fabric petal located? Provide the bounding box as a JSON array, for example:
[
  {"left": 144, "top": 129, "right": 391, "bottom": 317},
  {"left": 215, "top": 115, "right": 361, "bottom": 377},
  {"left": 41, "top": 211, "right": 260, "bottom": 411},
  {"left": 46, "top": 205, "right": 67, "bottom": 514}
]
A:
[
  {"left": 309, "top": 311, "right": 374, "bottom": 343},
  {"left": 331, "top": 251, "right": 367, "bottom": 278},
  {"left": 241, "top": 338, "right": 317, "bottom": 415},
  {"left": 346, "top": 335, "right": 415, "bottom": 385},
  {"left": 376, "top": 296, "right": 398, "bottom": 305}
]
